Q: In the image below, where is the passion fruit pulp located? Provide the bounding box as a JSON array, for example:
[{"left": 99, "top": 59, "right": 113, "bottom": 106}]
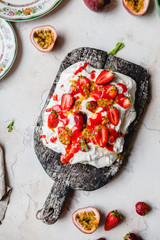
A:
[
  {"left": 30, "top": 25, "right": 57, "bottom": 52},
  {"left": 122, "top": 0, "right": 150, "bottom": 16},
  {"left": 72, "top": 207, "right": 100, "bottom": 234}
]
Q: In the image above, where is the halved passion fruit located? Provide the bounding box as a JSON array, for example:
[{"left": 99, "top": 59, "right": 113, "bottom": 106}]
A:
[
  {"left": 72, "top": 207, "right": 100, "bottom": 234},
  {"left": 122, "top": 0, "right": 150, "bottom": 16},
  {"left": 30, "top": 25, "right": 57, "bottom": 52}
]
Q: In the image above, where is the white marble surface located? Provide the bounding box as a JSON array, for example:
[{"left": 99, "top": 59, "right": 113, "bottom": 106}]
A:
[{"left": 0, "top": 0, "right": 160, "bottom": 239}]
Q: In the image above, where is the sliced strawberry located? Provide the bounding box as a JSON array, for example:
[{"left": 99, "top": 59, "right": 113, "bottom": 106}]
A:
[
  {"left": 117, "top": 94, "right": 131, "bottom": 109},
  {"left": 74, "top": 112, "right": 86, "bottom": 131},
  {"left": 94, "top": 125, "right": 108, "bottom": 148},
  {"left": 61, "top": 93, "right": 74, "bottom": 112},
  {"left": 48, "top": 110, "right": 59, "bottom": 129},
  {"left": 86, "top": 100, "right": 98, "bottom": 112},
  {"left": 103, "top": 84, "right": 117, "bottom": 99},
  {"left": 109, "top": 127, "right": 120, "bottom": 144},
  {"left": 68, "top": 142, "right": 80, "bottom": 155},
  {"left": 96, "top": 70, "right": 114, "bottom": 85},
  {"left": 104, "top": 210, "right": 123, "bottom": 231},
  {"left": 117, "top": 83, "right": 128, "bottom": 93},
  {"left": 58, "top": 126, "right": 72, "bottom": 145},
  {"left": 70, "top": 81, "right": 79, "bottom": 96},
  {"left": 77, "top": 76, "right": 90, "bottom": 98},
  {"left": 107, "top": 107, "right": 119, "bottom": 126},
  {"left": 52, "top": 104, "right": 62, "bottom": 113},
  {"left": 58, "top": 126, "right": 65, "bottom": 135},
  {"left": 92, "top": 85, "right": 104, "bottom": 100},
  {"left": 60, "top": 154, "right": 69, "bottom": 164},
  {"left": 121, "top": 97, "right": 131, "bottom": 109},
  {"left": 70, "top": 85, "right": 79, "bottom": 96},
  {"left": 106, "top": 143, "right": 114, "bottom": 152}
]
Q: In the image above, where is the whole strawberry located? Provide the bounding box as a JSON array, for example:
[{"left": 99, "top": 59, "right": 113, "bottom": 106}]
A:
[
  {"left": 135, "top": 202, "right": 149, "bottom": 216},
  {"left": 104, "top": 210, "right": 123, "bottom": 231},
  {"left": 97, "top": 239, "right": 105, "bottom": 240},
  {"left": 124, "top": 232, "right": 138, "bottom": 240}
]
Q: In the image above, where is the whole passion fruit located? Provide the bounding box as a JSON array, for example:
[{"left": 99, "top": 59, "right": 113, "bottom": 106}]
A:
[
  {"left": 72, "top": 207, "right": 100, "bottom": 234},
  {"left": 83, "top": 0, "right": 110, "bottom": 12},
  {"left": 122, "top": 0, "right": 150, "bottom": 16}
]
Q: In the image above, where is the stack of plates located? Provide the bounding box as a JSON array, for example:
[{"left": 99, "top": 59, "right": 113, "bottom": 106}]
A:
[{"left": 0, "top": 0, "right": 62, "bottom": 79}]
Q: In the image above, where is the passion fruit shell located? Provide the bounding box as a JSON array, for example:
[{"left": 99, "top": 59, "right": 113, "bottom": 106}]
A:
[
  {"left": 72, "top": 207, "right": 100, "bottom": 234},
  {"left": 30, "top": 25, "right": 57, "bottom": 52},
  {"left": 122, "top": 0, "right": 150, "bottom": 16},
  {"left": 83, "top": 0, "right": 110, "bottom": 12}
]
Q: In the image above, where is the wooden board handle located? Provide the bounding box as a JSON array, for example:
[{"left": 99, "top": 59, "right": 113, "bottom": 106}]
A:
[{"left": 37, "top": 180, "right": 70, "bottom": 224}]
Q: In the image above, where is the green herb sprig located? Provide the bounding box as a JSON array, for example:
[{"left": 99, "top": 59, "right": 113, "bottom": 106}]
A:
[
  {"left": 7, "top": 120, "right": 14, "bottom": 132},
  {"left": 109, "top": 42, "right": 125, "bottom": 55}
]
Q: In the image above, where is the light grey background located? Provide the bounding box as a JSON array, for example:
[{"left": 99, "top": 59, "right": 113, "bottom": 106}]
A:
[{"left": 0, "top": 0, "right": 159, "bottom": 239}]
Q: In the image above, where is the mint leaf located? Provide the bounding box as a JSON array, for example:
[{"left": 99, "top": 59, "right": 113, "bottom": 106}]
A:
[
  {"left": 7, "top": 120, "right": 14, "bottom": 132},
  {"left": 80, "top": 138, "right": 89, "bottom": 152},
  {"left": 109, "top": 42, "right": 125, "bottom": 55}
]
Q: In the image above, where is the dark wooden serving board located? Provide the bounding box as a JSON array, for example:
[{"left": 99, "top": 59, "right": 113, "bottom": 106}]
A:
[{"left": 34, "top": 47, "right": 149, "bottom": 224}]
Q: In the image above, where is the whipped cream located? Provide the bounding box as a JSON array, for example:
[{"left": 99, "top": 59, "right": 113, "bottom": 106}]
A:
[{"left": 41, "top": 62, "right": 137, "bottom": 168}]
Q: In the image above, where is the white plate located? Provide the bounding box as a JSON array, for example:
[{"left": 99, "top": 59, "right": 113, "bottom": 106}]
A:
[
  {"left": 0, "top": 18, "right": 17, "bottom": 79},
  {"left": 0, "top": 0, "right": 62, "bottom": 22}
]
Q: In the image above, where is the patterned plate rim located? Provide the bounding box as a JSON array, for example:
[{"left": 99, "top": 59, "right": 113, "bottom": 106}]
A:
[
  {"left": 0, "top": 20, "right": 17, "bottom": 79},
  {"left": 0, "top": 0, "right": 62, "bottom": 22}
]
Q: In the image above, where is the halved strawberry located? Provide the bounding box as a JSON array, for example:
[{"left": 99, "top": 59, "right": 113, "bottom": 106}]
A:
[
  {"left": 58, "top": 126, "right": 72, "bottom": 145},
  {"left": 96, "top": 70, "right": 114, "bottom": 85},
  {"left": 60, "top": 154, "right": 69, "bottom": 164},
  {"left": 61, "top": 93, "right": 74, "bottom": 112},
  {"left": 109, "top": 127, "right": 120, "bottom": 144},
  {"left": 48, "top": 110, "right": 59, "bottom": 129},
  {"left": 70, "top": 85, "right": 79, "bottom": 96},
  {"left": 70, "top": 80, "right": 79, "bottom": 96},
  {"left": 103, "top": 84, "right": 117, "bottom": 100},
  {"left": 94, "top": 125, "right": 108, "bottom": 148},
  {"left": 74, "top": 112, "right": 85, "bottom": 131},
  {"left": 86, "top": 100, "right": 98, "bottom": 112},
  {"left": 117, "top": 95, "right": 131, "bottom": 109},
  {"left": 92, "top": 85, "right": 104, "bottom": 100},
  {"left": 121, "top": 97, "right": 131, "bottom": 109},
  {"left": 107, "top": 107, "right": 119, "bottom": 126},
  {"left": 52, "top": 104, "right": 62, "bottom": 113},
  {"left": 77, "top": 76, "right": 90, "bottom": 98},
  {"left": 117, "top": 83, "right": 128, "bottom": 93}
]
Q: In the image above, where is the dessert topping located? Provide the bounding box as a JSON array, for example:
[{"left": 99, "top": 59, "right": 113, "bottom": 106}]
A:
[{"left": 96, "top": 70, "right": 114, "bottom": 85}]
